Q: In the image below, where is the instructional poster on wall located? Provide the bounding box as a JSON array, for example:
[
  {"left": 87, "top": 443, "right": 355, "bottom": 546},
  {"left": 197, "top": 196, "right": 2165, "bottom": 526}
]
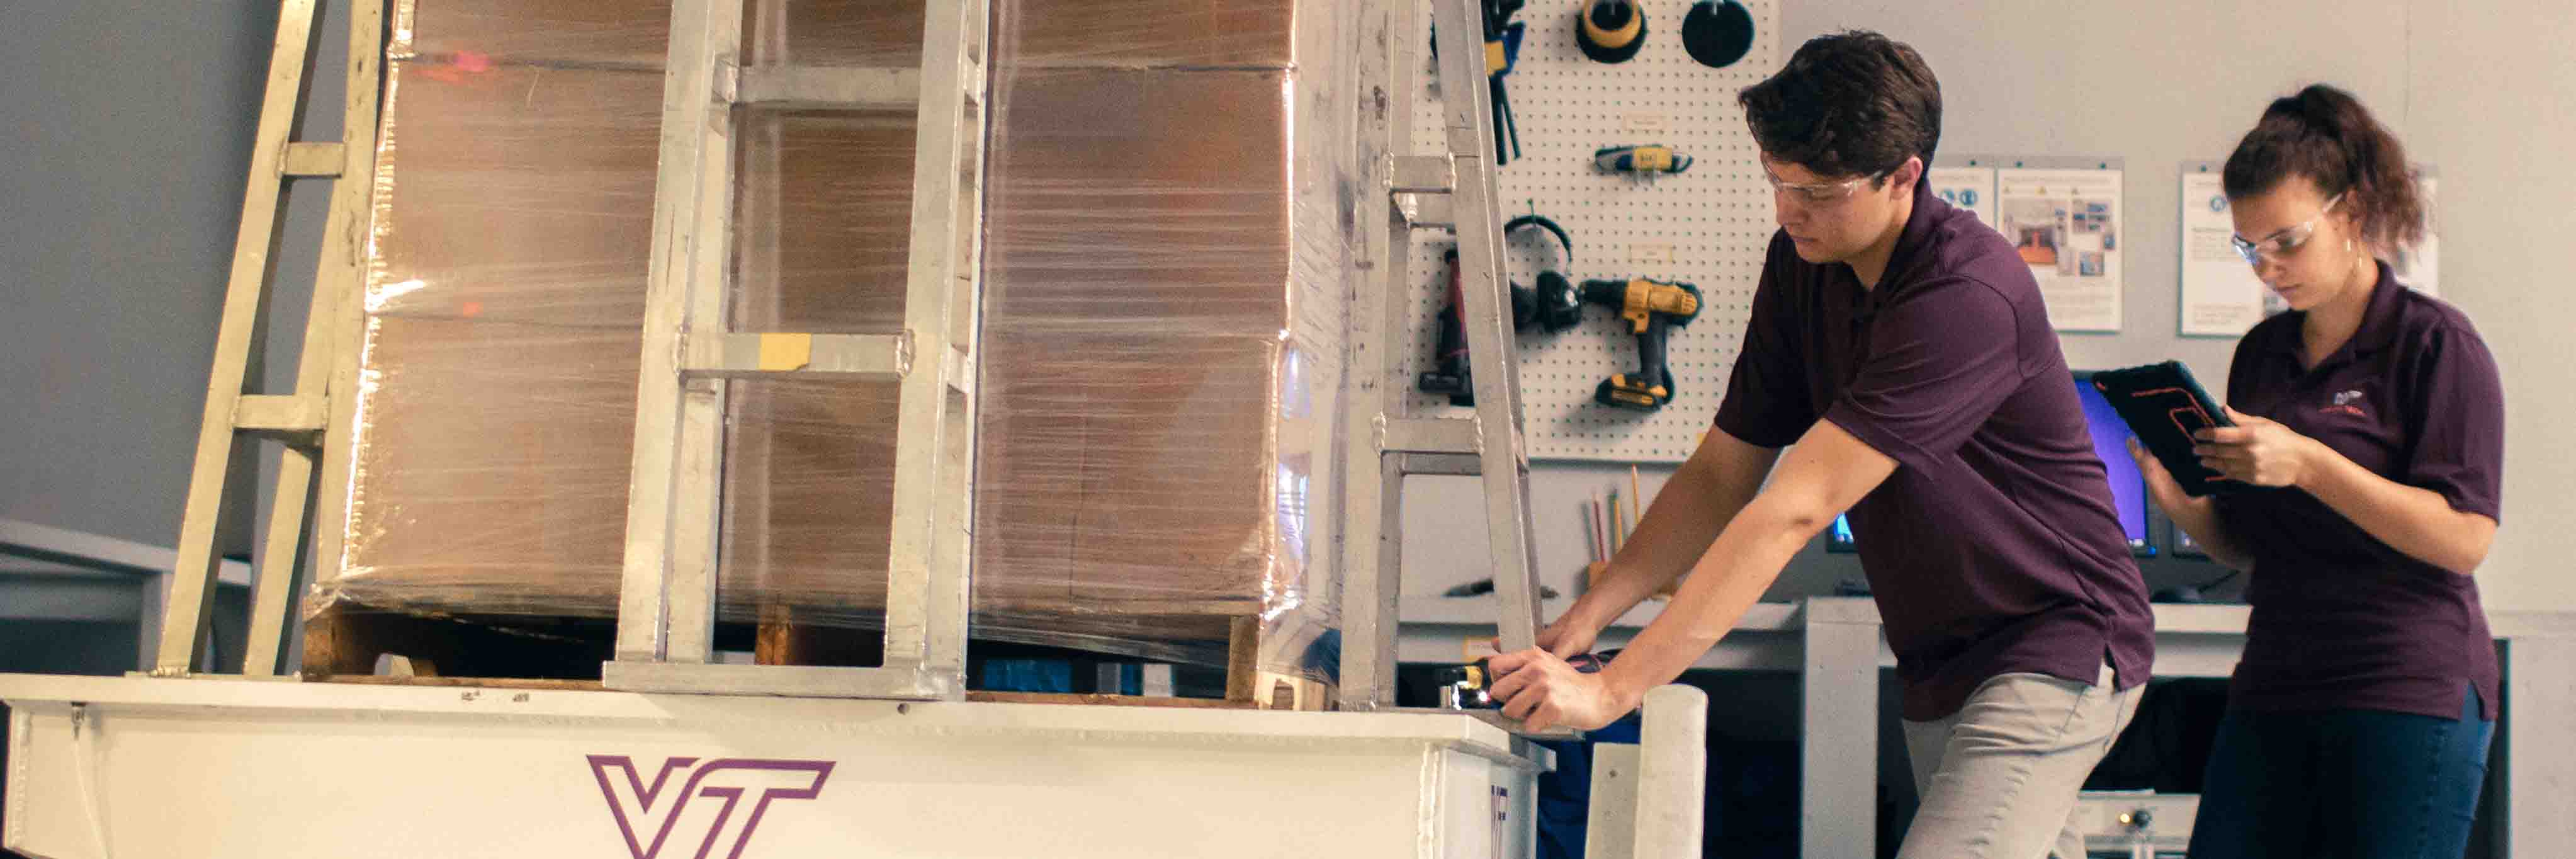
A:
[
  {"left": 1997, "top": 161, "right": 2125, "bottom": 332},
  {"left": 1928, "top": 159, "right": 1997, "bottom": 225},
  {"left": 2178, "top": 166, "right": 2266, "bottom": 336}
]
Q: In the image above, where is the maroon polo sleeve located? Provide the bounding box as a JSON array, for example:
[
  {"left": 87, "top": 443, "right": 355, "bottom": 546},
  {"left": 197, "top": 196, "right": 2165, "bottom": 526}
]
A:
[
  {"left": 1713, "top": 237, "right": 1816, "bottom": 448},
  {"left": 2404, "top": 323, "right": 2505, "bottom": 521},
  {"left": 1820, "top": 276, "right": 2025, "bottom": 473}
]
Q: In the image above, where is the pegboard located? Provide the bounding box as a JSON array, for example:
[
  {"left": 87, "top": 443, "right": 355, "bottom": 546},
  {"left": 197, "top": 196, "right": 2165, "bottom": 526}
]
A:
[{"left": 1398, "top": 0, "right": 1780, "bottom": 462}]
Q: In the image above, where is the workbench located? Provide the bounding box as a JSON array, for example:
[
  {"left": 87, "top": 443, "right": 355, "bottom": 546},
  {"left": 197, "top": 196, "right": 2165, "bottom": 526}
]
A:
[{"left": 1400, "top": 594, "right": 2576, "bottom": 857}]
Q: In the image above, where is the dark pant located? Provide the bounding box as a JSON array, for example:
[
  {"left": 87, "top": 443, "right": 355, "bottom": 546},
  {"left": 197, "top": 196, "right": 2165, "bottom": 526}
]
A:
[{"left": 2188, "top": 687, "right": 2494, "bottom": 859}]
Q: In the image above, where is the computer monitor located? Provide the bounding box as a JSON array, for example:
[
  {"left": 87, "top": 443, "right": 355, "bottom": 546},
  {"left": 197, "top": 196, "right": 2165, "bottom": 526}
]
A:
[
  {"left": 1825, "top": 373, "right": 2156, "bottom": 557},
  {"left": 2073, "top": 371, "right": 2156, "bottom": 557}
]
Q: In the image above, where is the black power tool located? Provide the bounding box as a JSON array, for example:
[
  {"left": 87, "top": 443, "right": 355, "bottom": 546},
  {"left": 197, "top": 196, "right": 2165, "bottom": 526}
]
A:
[
  {"left": 1419, "top": 216, "right": 1583, "bottom": 407},
  {"left": 1578, "top": 277, "right": 1702, "bottom": 411},
  {"left": 1435, "top": 651, "right": 1617, "bottom": 710}
]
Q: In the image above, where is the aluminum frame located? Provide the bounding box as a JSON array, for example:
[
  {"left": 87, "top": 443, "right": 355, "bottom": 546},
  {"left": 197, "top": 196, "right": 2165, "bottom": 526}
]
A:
[
  {"left": 1338, "top": 0, "right": 1547, "bottom": 710},
  {"left": 157, "top": 0, "right": 1521, "bottom": 707},
  {"left": 154, "top": 0, "right": 385, "bottom": 679},
  {"left": 606, "top": 0, "right": 988, "bottom": 701}
]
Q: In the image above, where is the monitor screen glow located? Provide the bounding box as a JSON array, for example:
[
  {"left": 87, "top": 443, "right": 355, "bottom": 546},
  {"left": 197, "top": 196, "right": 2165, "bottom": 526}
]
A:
[
  {"left": 2074, "top": 373, "right": 2154, "bottom": 555},
  {"left": 1824, "top": 373, "right": 2155, "bottom": 556}
]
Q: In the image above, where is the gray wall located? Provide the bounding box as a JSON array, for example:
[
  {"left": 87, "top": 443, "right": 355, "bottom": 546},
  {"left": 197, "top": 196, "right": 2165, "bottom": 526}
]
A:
[
  {"left": 0, "top": 1, "right": 283, "bottom": 555},
  {"left": 0, "top": 1, "right": 330, "bottom": 672},
  {"left": 1409, "top": 1, "right": 2576, "bottom": 613},
  {"left": 2397, "top": 1, "right": 2576, "bottom": 612}
]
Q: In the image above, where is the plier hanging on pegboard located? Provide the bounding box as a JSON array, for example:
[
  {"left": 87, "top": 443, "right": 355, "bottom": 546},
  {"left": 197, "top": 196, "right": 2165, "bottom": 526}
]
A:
[{"left": 1430, "top": 0, "right": 1527, "bottom": 166}]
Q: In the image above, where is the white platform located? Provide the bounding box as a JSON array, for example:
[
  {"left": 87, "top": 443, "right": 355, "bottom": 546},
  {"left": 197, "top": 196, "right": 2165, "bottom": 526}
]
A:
[{"left": 1, "top": 674, "right": 1547, "bottom": 859}]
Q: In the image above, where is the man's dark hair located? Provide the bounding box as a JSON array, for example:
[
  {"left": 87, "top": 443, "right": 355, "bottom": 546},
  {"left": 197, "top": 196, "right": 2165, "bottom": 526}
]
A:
[{"left": 1737, "top": 31, "right": 1941, "bottom": 182}]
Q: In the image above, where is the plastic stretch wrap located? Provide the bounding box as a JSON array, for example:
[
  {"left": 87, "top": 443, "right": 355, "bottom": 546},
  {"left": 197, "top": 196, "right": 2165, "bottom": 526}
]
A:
[
  {"left": 322, "top": 0, "right": 1360, "bottom": 678},
  {"left": 390, "top": 0, "right": 926, "bottom": 69}
]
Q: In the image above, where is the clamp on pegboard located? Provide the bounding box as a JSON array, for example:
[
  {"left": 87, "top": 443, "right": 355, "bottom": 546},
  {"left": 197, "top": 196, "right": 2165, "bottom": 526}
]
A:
[{"left": 1593, "top": 144, "right": 1694, "bottom": 180}]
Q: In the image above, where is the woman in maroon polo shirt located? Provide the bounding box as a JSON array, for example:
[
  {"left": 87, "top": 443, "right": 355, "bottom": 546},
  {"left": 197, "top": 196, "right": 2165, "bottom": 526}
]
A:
[{"left": 2139, "top": 84, "right": 2504, "bottom": 858}]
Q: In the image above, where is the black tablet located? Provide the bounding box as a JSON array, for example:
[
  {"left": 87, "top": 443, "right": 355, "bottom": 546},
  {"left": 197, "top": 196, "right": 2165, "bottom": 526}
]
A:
[{"left": 2089, "top": 361, "right": 2240, "bottom": 497}]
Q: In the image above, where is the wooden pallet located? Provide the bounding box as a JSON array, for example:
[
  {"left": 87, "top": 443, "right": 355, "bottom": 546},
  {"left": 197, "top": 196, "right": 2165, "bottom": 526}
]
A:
[
  {"left": 302, "top": 602, "right": 1330, "bottom": 710},
  {"left": 302, "top": 605, "right": 612, "bottom": 683}
]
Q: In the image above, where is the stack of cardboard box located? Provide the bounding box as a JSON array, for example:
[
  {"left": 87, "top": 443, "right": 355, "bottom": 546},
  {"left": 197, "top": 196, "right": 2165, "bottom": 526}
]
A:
[{"left": 325, "top": 0, "right": 1355, "bottom": 674}]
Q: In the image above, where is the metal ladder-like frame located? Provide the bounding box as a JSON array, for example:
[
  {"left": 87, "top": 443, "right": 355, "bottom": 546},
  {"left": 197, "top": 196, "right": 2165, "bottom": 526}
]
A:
[
  {"left": 601, "top": 0, "right": 988, "bottom": 700},
  {"left": 156, "top": 0, "right": 1486, "bottom": 708},
  {"left": 151, "top": 0, "right": 384, "bottom": 680},
  {"left": 1339, "top": 0, "right": 1548, "bottom": 710}
]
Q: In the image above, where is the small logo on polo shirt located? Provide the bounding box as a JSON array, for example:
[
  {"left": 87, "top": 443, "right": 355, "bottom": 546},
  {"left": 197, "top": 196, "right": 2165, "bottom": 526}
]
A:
[{"left": 2324, "top": 389, "right": 2368, "bottom": 417}]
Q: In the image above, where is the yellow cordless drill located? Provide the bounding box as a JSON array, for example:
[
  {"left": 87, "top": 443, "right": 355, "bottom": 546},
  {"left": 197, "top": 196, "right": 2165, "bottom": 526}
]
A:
[{"left": 1579, "top": 277, "right": 1702, "bottom": 411}]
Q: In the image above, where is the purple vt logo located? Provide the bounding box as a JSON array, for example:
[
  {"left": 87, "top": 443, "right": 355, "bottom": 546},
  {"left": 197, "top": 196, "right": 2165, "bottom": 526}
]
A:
[{"left": 587, "top": 755, "right": 835, "bottom": 859}]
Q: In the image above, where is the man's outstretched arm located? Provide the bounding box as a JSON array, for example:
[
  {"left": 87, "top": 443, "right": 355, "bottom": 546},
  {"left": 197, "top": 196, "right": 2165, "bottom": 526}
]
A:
[
  {"left": 1490, "top": 418, "right": 1895, "bottom": 732},
  {"left": 1542, "top": 429, "right": 1783, "bottom": 658}
]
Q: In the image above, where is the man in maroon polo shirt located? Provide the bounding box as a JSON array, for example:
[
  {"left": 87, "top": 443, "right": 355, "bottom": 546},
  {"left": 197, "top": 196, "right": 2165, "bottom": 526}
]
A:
[{"left": 1486, "top": 31, "right": 2155, "bottom": 858}]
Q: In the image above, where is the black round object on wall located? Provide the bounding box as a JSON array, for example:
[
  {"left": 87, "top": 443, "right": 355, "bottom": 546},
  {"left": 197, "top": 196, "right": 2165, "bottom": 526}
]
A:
[
  {"left": 1575, "top": 0, "right": 1647, "bottom": 64},
  {"left": 1681, "top": 0, "right": 1755, "bottom": 69}
]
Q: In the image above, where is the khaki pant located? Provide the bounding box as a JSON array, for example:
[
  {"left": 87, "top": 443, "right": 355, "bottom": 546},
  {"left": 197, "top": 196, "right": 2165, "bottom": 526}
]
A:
[{"left": 1897, "top": 661, "right": 2142, "bottom": 859}]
